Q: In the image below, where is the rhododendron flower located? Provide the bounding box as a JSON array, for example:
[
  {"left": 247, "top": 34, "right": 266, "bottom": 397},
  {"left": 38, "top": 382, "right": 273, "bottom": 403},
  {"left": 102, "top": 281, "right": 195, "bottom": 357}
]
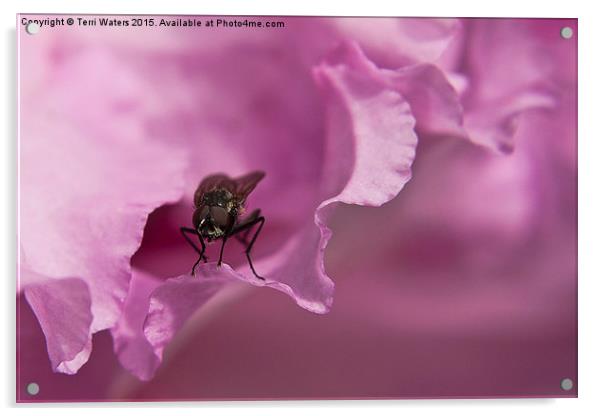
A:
[{"left": 17, "top": 16, "right": 576, "bottom": 401}]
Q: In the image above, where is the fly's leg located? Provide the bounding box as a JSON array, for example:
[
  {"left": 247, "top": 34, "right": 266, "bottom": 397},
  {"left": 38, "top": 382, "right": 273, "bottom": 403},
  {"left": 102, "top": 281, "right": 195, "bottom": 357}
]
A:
[
  {"left": 235, "top": 227, "right": 253, "bottom": 245},
  {"left": 180, "top": 227, "right": 207, "bottom": 275},
  {"left": 217, "top": 236, "right": 228, "bottom": 267},
  {"left": 234, "top": 209, "right": 259, "bottom": 245},
  {"left": 232, "top": 214, "right": 265, "bottom": 281}
]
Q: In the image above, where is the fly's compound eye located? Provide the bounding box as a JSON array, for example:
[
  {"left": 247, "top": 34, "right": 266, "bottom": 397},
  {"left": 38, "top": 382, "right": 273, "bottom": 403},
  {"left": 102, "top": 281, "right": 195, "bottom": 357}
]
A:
[
  {"left": 199, "top": 206, "right": 210, "bottom": 219},
  {"left": 210, "top": 206, "right": 229, "bottom": 227}
]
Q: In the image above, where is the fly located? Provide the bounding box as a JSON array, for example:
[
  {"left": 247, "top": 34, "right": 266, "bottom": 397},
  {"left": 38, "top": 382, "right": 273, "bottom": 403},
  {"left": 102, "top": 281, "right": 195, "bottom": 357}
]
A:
[{"left": 180, "top": 171, "right": 266, "bottom": 280}]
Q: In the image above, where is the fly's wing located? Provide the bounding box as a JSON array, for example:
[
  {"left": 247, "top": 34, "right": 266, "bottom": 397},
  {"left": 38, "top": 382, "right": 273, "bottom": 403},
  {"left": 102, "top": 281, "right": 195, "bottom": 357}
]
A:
[
  {"left": 233, "top": 171, "right": 265, "bottom": 204},
  {"left": 193, "top": 173, "right": 237, "bottom": 207}
]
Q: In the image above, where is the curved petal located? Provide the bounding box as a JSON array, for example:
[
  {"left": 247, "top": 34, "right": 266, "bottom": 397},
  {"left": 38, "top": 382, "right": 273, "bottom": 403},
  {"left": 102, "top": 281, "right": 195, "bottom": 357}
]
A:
[
  {"left": 322, "top": 42, "right": 466, "bottom": 140},
  {"left": 136, "top": 42, "right": 419, "bottom": 373},
  {"left": 22, "top": 274, "right": 93, "bottom": 374},
  {"left": 386, "top": 64, "right": 467, "bottom": 138},
  {"left": 142, "top": 259, "right": 341, "bottom": 366},
  {"left": 271, "top": 41, "right": 418, "bottom": 310},
  {"left": 313, "top": 42, "right": 418, "bottom": 204},
  {"left": 121, "top": 265, "right": 263, "bottom": 379},
  {"left": 134, "top": 32, "right": 327, "bottom": 265},
  {"left": 331, "top": 18, "right": 461, "bottom": 68},
  {"left": 20, "top": 109, "right": 186, "bottom": 333},
  {"left": 460, "top": 19, "right": 563, "bottom": 152},
  {"left": 464, "top": 93, "right": 556, "bottom": 153},
  {"left": 143, "top": 266, "right": 234, "bottom": 362},
  {"left": 110, "top": 269, "right": 163, "bottom": 381},
  {"left": 19, "top": 45, "right": 189, "bottom": 374}
]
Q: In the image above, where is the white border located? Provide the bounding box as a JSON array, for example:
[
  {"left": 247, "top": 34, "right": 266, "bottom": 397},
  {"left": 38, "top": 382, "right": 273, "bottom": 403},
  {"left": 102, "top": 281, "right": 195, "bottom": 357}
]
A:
[{"left": 3, "top": 1, "right": 601, "bottom": 415}]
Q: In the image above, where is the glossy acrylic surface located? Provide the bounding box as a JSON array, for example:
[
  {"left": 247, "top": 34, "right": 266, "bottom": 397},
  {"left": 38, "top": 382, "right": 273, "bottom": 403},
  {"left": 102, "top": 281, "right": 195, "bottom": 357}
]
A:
[{"left": 17, "top": 15, "right": 577, "bottom": 402}]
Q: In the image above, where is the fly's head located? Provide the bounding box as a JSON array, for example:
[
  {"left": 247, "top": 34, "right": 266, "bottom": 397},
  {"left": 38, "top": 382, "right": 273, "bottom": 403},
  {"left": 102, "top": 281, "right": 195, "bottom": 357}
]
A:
[{"left": 193, "top": 188, "right": 239, "bottom": 241}]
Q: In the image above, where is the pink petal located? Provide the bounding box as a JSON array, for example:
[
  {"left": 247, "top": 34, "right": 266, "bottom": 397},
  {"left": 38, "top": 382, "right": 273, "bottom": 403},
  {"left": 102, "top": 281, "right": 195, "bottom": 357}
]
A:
[
  {"left": 262, "top": 225, "right": 334, "bottom": 313},
  {"left": 118, "top": 64, "right": 576, "bottom": 397},
  {"left": 19, "top": 46, "right": 188, "bottom": 374},
  {"left": 110, "top": 269, "right": 163, "bottom": 381},
  {"left": 17, "top": 292, "right": 126, "bottom": 401},
  {"left": 143, "top": 265, "right": 237, "bottom": 362},
  {"left": 387, "top": 64, "right": 467, "bottom": 138},
  {"left": 22, "top": 273, "right": 93, "bottom": 374},
  {"left": 143, "top": 260, "right": 342, "bottom": 367},
  {"left": 137, "top": 42, "right": 419, "bottom": 373},
  {"left": 460, "top": 19, "right": 563, "bottom": 152},
  {"left": 241, "top": 41, "right": 421, "bottom": 311},
  {"left": 148, "top": 43, "right": 422, "bottom": 311},
  {"left": 464, "top": 93, "right": 555, "bottom": 153},
  {"left": 265, "top": 42, "right": 419, "bottom": 311},
  {"left": 322, "top": 41, "right": 466, "bottom": 140},
  {"left": 20, "top": 113, "right": 185, "bottom": 331},
  {"left": 313, "top": 42, "right": 418, "bottom": 204},
  {"left": 331, "top": 18, "right": 461, "bottom": 68},
  {"left": 135, "top": 30, "right": 327, "bottom": 261},
  {"left": 136, "top": 255, "right": 329, "bottom": 381},
  {"left": 236, "top": 40, "right": 422, "bottom": 307}
]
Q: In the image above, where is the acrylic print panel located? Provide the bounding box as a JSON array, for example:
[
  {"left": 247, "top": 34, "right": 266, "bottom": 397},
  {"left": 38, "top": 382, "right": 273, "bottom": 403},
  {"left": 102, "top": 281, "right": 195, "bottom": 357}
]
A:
[{"left": 16, "top": 14, "right": 577, "bottom": 402}]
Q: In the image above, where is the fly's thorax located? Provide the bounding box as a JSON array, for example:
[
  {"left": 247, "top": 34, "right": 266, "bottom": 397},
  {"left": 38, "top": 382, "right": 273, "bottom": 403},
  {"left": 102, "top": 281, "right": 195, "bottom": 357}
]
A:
[{"left": 202, "top": 188, "right": 233, "bottom": 206}]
